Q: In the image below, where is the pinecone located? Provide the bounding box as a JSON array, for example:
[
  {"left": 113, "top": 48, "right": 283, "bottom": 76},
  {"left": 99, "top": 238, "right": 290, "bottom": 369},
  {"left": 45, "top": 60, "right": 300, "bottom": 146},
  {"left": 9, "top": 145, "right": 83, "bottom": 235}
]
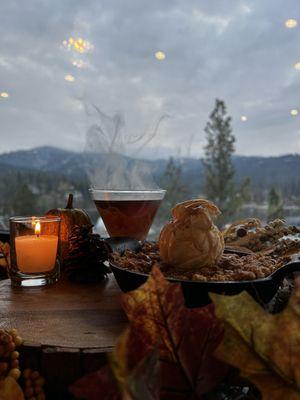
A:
[{"left": 64, "top": 225, "right": 110, "bottom": 283}]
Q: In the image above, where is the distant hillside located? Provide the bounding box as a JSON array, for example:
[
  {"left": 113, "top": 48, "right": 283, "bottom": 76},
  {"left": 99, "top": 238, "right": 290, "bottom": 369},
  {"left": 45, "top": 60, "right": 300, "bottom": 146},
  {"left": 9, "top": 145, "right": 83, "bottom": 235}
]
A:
[
  {"left": 0, "top": 146, "right": 166, "bottom": 181},
  {"left": 1, "top": 147, "right": 300, "bottom": 197},
  {"left": 233, "top": 155, "right": 300, "bottom": 198},
  {"left": 0, "top": 147, "right": 88, "bottom": 180}
]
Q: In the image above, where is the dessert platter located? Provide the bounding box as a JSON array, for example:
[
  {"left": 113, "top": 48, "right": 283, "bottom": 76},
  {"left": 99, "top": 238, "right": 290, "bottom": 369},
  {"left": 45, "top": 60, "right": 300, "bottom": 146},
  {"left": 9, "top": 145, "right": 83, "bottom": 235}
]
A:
[{"left": 109, "top": 199, "right": 300, "bottom": 307}]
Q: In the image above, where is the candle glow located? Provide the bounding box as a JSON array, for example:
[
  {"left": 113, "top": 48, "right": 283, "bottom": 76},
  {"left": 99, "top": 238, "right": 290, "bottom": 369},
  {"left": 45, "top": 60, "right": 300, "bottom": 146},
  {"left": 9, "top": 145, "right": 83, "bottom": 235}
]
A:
[
  {"left": 35, "top": 221, "right": 41, "bottom": 235},
  {"left": 15, "top": 219, "right": 58, "bottom": 273}
]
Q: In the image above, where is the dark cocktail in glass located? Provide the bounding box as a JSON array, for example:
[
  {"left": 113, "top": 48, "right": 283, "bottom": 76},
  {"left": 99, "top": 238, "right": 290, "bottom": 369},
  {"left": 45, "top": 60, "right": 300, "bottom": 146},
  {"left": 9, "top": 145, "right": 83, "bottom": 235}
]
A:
[{"left": 90, "top": 189, "right": 165, "bottom": 240}]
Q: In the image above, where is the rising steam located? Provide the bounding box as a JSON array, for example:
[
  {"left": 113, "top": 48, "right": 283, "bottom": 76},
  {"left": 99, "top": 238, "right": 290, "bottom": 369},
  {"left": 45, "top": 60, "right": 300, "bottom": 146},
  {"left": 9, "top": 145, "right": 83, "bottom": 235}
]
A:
[{"left": 84, "top": 104, "right": 168, "bottom": 190}]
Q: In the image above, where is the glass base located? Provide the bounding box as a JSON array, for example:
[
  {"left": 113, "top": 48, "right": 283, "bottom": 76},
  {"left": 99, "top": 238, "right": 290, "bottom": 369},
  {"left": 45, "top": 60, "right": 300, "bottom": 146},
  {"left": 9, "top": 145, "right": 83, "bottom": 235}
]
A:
[{"left": 10, "top": 263, "right": 60, "bottom": 288}]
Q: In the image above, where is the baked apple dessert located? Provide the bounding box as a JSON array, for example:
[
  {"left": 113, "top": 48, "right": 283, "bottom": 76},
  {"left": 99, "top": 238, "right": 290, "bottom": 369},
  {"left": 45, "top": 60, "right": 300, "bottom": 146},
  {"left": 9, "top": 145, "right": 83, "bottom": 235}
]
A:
[{"left": 158, "top": 199, "right": 224, "bottom": 270}]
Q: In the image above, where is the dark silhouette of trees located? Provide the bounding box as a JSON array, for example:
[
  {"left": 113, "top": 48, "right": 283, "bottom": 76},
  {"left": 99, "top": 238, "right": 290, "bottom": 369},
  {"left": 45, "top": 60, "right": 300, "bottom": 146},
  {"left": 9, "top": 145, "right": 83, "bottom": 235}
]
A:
[{"left": 203, "top": 99, "right": 250, "bottom": 225}]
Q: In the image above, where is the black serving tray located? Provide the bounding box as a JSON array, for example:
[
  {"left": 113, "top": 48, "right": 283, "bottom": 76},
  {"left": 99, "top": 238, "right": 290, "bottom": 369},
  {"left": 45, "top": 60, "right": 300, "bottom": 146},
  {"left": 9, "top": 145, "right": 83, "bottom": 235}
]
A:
[{"left": 107, "top": 238, "right": 300, "bottom": 308}]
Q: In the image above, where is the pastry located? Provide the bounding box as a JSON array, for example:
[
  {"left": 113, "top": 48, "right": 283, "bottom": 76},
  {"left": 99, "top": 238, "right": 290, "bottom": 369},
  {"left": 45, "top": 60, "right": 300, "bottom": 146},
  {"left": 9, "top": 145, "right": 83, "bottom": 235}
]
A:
[{"left": 158, "top": 199, "right": 224, "bottom": 270}]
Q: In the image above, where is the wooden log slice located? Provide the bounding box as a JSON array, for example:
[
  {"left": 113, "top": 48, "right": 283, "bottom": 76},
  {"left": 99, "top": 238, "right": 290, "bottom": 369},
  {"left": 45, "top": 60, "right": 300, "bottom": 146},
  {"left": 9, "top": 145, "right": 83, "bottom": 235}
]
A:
[{"left": 0, "top": 276, "right": 127, "bottom": 398}]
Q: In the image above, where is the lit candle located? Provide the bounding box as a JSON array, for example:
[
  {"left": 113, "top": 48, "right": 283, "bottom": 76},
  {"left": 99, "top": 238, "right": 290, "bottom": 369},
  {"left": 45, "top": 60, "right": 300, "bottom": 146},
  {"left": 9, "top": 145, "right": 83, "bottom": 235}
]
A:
[{"left": 15, "top": 221, "right": 58, "bottom": 273}]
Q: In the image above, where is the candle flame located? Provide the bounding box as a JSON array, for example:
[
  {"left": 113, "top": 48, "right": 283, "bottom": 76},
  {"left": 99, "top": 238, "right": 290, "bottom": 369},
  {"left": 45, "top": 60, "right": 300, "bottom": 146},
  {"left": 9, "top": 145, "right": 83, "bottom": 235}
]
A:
[{"left": 35, "top": 221, "right": 41, "bottom": 236}]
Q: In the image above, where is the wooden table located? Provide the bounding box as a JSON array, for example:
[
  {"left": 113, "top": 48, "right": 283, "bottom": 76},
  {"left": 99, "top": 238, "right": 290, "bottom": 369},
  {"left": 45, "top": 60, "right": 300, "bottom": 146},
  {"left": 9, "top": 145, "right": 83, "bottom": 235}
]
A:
[{"left": 0, "top": 276, "right": 127, "bottom": 398}]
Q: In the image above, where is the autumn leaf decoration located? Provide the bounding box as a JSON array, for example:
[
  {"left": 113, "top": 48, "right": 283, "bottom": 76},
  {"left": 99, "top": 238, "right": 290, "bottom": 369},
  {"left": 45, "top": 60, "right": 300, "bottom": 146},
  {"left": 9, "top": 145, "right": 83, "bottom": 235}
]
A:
[
  {"left": 70, "top": 266, "right": 227, "bottom": 400},
  {"left": 211, "top": 278, "right": 300, "bottom": 400},
  {"left": 121, "top": 266, "right": 227, "bottom": 399}
]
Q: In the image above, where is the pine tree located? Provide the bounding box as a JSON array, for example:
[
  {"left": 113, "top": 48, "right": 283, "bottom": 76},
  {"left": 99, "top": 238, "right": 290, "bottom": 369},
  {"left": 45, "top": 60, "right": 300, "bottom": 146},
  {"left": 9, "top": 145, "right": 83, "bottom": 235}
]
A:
[
  {"left": 157, "top": 157, "right": 187, "bottom": 223},
  {"left": 267, "top": 187, "right": 284, "bottom": 221},
  {"left": 203, "top": 99, "right": 250, "bottom": 225}
]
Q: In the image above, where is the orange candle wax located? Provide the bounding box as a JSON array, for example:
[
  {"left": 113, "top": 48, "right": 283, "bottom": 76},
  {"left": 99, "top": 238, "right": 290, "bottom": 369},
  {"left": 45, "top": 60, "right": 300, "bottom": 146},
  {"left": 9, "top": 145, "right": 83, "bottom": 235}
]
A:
[
  {"left": 15, "top": 236, "right": 58, "bottom": 273},
  {"left": 15, "top": 221, "right": 58, "bottom": 273}
]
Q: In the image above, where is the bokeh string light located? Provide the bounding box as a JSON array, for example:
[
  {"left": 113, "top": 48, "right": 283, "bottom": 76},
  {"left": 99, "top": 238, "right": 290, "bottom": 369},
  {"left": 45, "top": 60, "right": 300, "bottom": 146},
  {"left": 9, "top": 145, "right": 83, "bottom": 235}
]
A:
[
  {"left": 285, "top": 19, "right": 298, "bottom": 28},
  {"left": 155, "top": 51, "right": 166, "bottom": 60},
  {"left": 62, "top": 37, "right": 93, "bottom": 82},
  {"left": 62, "top": 37, "right": 94, "bottom": 54},
  {"left": 65, "top": 74, "right": 75, "bottom": 82},
  {"left": 72, "top": 59, "right": 87, "bottom": 69},
  {"left": 60, "top": 26, "right": 298, "bottom": 126},
  {"left": 294, "top": 62, "right": 300, "bottom": 70},
  {"left": 290, "top": 109, "right": 299, "bottom": 116}
]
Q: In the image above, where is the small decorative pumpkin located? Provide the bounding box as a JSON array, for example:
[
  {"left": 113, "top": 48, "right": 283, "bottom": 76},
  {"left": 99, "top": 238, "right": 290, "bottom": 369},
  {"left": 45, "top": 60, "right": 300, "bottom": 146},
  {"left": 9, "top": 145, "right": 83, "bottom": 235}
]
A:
[
  {"left": 45, "top": 194, "right": 92, "bottom": 266},
  {"left": 159, "top": 199, "right": 224, "bottom": 270}
]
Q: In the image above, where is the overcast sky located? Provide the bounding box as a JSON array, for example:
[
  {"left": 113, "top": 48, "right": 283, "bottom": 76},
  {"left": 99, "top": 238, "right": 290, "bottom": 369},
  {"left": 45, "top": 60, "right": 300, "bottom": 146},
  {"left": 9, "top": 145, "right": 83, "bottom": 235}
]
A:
[{"left": 0, "top": 0, "right": 300, "bottom": 158}]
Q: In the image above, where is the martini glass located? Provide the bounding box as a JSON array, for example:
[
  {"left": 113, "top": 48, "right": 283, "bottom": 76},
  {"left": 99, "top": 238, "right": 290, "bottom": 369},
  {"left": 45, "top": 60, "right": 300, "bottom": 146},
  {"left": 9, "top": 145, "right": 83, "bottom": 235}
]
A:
[{"left": 89, "top": 189, "right": 166, "bottom": 240}]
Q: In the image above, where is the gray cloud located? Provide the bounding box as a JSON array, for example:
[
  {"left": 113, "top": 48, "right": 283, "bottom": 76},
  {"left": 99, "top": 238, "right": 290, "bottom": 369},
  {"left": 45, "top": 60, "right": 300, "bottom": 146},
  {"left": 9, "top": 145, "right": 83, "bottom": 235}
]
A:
[{"left": 0, "top": 0, "right": 300, "bottom": 158}]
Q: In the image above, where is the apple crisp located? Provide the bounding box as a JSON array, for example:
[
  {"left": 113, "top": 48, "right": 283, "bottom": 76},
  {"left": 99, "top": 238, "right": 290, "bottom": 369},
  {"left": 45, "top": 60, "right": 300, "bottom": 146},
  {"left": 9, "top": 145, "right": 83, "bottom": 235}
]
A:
[{"left": 110, "top": 242, "right": 290, "bottom": 282}]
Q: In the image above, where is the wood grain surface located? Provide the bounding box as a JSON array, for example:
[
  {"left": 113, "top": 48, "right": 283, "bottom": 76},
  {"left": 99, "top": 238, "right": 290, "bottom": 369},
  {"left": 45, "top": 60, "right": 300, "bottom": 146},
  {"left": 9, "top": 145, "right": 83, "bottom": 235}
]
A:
[
  {"left": 0, "top": 276, "right": 127, "bottom": 351},
  {"left": 0, "top": 276, "right": 128, "bottom": 398}
]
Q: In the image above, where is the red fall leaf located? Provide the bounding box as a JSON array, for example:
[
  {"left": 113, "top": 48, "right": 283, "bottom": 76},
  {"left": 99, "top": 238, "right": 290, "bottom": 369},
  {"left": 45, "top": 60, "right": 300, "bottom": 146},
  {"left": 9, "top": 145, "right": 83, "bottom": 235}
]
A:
[
  {"left": 121, "top": 266, "right": 227, "bottom": 399},
  {"left": 70, "top": 266, "right": 227, "bottom": 400}
]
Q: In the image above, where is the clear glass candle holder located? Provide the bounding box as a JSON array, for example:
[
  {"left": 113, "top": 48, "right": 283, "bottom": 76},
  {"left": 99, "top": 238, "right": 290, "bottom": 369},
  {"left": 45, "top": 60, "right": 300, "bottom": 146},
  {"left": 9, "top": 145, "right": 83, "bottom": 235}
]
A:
[{"left": 9, "top": 217, "right": 61, "bottom": 287}]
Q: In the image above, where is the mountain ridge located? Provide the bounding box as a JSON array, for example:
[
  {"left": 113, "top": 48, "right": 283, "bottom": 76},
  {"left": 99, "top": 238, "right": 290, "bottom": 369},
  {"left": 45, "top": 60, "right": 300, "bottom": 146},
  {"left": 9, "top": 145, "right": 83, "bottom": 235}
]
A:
[{"left": 1, "top": 146, "right": 300, "bottom": 196}]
